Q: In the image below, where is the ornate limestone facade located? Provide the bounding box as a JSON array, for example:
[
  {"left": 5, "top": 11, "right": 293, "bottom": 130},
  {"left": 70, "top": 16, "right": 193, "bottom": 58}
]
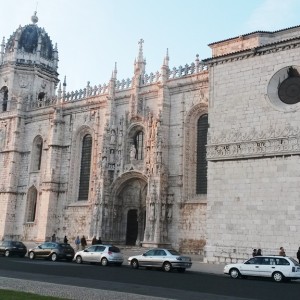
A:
[
  {"left": 2, "top": 13, "right": 300, "bottom": 261},
  {"left": 0, "top": 13, "right": 208, "bottom": 253}
]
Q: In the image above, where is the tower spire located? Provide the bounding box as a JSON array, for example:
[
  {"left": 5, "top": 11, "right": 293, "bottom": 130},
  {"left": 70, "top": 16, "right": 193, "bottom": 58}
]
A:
[{"left": 31, "top": 10, "right": 39, "bottom": 24}]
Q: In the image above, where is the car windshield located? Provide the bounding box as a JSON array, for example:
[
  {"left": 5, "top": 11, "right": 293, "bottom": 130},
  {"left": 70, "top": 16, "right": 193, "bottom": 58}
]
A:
[{"left": 168, "top": 249, "right": 180, "bottom": 256}]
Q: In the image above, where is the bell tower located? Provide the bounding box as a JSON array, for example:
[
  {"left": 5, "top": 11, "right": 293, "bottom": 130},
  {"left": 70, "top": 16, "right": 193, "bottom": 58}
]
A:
[{"left": 0, "top": 11, "right": 59, "bottom": 112}]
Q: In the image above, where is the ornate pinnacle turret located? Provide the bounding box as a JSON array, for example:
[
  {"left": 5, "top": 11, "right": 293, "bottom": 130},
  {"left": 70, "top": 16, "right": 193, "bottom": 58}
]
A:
[
  {"left": 112, "top": 62, "right": 117, "bottom": 79},
  {"left": 1, "top": 37, "right": 5, "bottom": 63},
  {"left": 62, "top": 76, "right": 67, "bottom": 97},
  {"left": 138, "top": 38, "right": 144, "bottom": 63},
  {"left": 163, "top": 48, "right": 169, "bottom": 67}
]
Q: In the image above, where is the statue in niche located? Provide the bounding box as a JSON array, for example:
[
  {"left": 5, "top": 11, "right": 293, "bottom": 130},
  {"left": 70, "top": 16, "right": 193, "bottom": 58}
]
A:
[
  {"left": 101, "top": 156, "right": 107, "bottom": 169},
  {"left": 118, "top": 131, "right": 123, "bottom": 145},
  {"left": 110, "top": 130, "right": 116, "bottom": 144},
  {"left": 109, "top": 149, "right": 115, "bottom": 163},
  {"left": 130, "top": 144, "right": 136, "bottom": 160},
  {"left": 161, "top": 202, "right": 166, "bottom": 221}
]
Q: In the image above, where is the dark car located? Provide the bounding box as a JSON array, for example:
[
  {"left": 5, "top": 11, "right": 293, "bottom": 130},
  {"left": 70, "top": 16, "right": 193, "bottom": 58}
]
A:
[
  {"left": 28, "top": 242, "right": 75, "bottom": 262},
  {"left": 0, "top": 241, "right": 27, "bottom": 257}
]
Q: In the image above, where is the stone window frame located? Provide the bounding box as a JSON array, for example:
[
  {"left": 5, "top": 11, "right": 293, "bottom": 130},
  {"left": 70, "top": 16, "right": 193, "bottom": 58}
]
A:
[
  {"left": 30, "top": 135, "right": 43, "bottom": 172},
  {"left": 69, "top": 126, "right": 94, "bottom": 204},
  {"left": 183, "top": 103, "right": 208, "bottom": 202},
  {"left": 78, "top": 134, "right": 93, "bottom": 201},
  {"left": 267, "top": 65, "right": 300, "bottom": 112},
  {"left": 25, "top": 185, "right": 38, "bottom": 223},
  {"left": 0, "top": 86, "right": 8, "bottom": 112}
]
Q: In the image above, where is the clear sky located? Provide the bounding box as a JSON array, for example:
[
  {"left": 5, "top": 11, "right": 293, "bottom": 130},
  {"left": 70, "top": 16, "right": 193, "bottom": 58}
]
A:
[{"left": 1, "top": 0, "right": 300, "bottom": 92}]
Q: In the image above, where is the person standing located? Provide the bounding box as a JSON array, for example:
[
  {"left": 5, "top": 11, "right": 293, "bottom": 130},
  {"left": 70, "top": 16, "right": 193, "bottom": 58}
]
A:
[
  {"left": 297, "top": 247, "right": 300, "bottom": 263},
  {"left": 252, "top": 249, "right": 257, "bottom": 257},
  {"left": 256, "top": 249, "right": 262, "bottom": 256},
  {"left": 279, "top": 247, "right": 286, "bottom": 256},
  {"left": 63, "top": 235, "right": 68, "bottom": 244},
  {"left": 81, "top": 235, "right": 87, "bottom": 250},
  {"left": 92, "top": 236, "right": 97, "bottom": 245},
  {"left": 51, "top": 234, "right": 56, "bottom": 242},
  {"left": 97, "top": 237, "right": 102, "bottom": 244},
  {"left": 75, "top": 236, "right": 80, "bottom": 251}
]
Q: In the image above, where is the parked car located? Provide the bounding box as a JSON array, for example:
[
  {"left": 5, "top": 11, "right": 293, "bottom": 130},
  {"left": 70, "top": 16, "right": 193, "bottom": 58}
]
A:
[
  {"left": 224, "top": 255, "right": 300, "bottom": 282},
  {"left": 0, "top": 241, "right": 27, "bottom": 257},
  {"left": 128, "top": 248, "right": 192, "bottom": 273},
  {"left": 74, "top": 244, "right": 123, "bottom": 266},
  {"left": 28, "top": 242, "right": 75, "bottom": 262}
]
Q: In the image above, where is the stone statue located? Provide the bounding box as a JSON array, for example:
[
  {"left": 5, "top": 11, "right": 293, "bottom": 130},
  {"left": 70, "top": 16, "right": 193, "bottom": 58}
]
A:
[{"left": 130, "top": 144, "right": 136, "bottom": 160}]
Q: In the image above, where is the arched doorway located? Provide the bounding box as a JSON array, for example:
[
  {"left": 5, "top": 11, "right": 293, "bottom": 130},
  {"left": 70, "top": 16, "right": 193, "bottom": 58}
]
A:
[
  {"left": 126, "top": 209, "right": 138, "bottom": 245},
  {"left": 112, "top": 175, "right": 147, "bottom": 245}
]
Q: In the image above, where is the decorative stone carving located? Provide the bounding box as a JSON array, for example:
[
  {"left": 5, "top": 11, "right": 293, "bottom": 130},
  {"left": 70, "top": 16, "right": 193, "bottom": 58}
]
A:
[{"left": 207, "top": 124, "right": 300, "bottom": 160}]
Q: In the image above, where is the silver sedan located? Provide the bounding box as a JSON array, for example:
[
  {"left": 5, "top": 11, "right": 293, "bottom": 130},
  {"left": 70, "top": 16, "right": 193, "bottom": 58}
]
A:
[{"left": 128, "top": 248, "right": 192, "bottom": 272}]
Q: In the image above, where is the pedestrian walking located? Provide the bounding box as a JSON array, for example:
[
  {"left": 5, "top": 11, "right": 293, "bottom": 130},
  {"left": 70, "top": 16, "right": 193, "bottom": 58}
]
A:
[
  {"left": 256, "top": 249, "right": 262, "bottom": 256},
  {"left": 63, "top": 235, "right": 68, "bottom": 244},
  {"left": 297, "top": 247, "right": 300, "bottom": 263},
  {"left": 252, "top": 249, "right": 257, "bottom": 257},
  {"left": 75, "top": 236, "right": 80, "bottom": 251},
  {"left": 92, "top": 236, "right": 97, "bottom": 245},
  {"left": 279, "top": 247, "right": 286, "bottom": 256},
  {"left": 81, "top": 235, "right": 87, "bottom": 250},
  {"left": 97, "top": 237, "right": 102, "bottom": 244}
]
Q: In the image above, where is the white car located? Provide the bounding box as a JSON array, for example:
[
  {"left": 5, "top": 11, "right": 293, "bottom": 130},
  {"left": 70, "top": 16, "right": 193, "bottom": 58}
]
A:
[
  {"left": 128, "top": 248, "right": 192, "bottom": 273},
  {"left": 74, "top": 244, "right": 123, "bottom": 266},
  {"left": 224, "top": 255, "right": 300, "bottom": 282}
]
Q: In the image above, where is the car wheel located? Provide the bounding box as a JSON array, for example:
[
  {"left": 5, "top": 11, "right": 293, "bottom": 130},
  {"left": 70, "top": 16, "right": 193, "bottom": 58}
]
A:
[
  {"left": 230, "top": 268, "right": 241, "bottom": 279},
  {"left": 51, "top": 253, "right": 58, "bottom": 262},
  {"left": 163, "top": 262, "right": 172, "bottom": 272},
  {"left": 29, "top": 252, "right": 35, "bottom": 260},
  {"left": 177, "top": 268, "right": 186, "bottom": 273},
  {"left": 4, "top": 250, "right": 10, "bottom": 257},
  {"left": 76, "top": 256, "right": 82, "bottom": 264},
  {"left": 273, "top": 271, "right": 284, "bottom": 282},
  {"left": 101, "top": 257, "right": 108, "bottom": 266},
  {"left": 131, "top": 259, "right": 139, "bottom": 269}
]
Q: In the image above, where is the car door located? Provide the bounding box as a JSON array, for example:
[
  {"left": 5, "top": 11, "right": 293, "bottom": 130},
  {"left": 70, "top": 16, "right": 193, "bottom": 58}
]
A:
[
  {"left": 241, "top": 257, "right": 263, "bottom": 276},
  {"left": 95, "top": 246, "right": 106, "bottom": 262},
  {"left": 140, "top": 249, "right": 156, "bottom": 267},
  {"left": 41, "top": 242, "right": 53, "bottom": 257},
  {"left": 153, "top": 249, "right": 167, "bottom": 267},
  {"left": 82, "top": 246, "right": 97, "bottom": 262}
]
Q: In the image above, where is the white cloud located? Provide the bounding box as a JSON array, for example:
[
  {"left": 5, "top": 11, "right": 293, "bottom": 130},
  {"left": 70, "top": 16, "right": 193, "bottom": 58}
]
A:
[{"left": 246, "top": 0, "right": 299, "bottom": 32}]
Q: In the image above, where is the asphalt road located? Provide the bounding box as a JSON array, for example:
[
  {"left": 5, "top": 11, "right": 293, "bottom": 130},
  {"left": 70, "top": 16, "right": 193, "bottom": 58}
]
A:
[{"left": 0, "top": 257, "right": 299, "bottom": 300}]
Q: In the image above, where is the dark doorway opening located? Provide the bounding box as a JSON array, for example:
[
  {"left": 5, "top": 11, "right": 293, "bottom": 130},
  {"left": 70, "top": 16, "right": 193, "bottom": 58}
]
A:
[{"left": 126, "top": 209, "right": 138, "bottom": 245}]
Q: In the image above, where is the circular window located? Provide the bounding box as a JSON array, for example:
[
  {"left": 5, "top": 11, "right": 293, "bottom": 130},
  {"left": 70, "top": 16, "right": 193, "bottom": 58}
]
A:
[{"left": 267, "top": 66, "right": 300, "bottom": 112}]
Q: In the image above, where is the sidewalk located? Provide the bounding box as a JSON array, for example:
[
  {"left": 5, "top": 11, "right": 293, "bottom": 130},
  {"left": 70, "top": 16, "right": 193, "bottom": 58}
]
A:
[{"left": 23, "top": 241, "right": 225, "bottom": 275}]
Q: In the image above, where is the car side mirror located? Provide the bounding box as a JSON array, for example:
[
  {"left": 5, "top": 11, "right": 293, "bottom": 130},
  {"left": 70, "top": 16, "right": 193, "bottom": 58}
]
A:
[
  {"left": 84, "top": 249, "right": 88, "bottom": 252},
  {"left": 142, "top": 253, "right": 146, "bottom": 256}
]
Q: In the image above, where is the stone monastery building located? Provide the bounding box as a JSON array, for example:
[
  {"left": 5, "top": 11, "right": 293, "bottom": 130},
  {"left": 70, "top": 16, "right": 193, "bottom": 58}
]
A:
[{"left": 1, "top": 12, "right": 300, "bottom": 263}]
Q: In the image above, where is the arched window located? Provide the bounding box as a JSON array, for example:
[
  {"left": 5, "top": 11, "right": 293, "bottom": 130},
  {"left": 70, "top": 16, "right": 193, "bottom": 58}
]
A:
[
  {"left": 78, "top": 134, "right": 92, "bottom": 200},
  {"left": 26, "top": 186, "right": 37, "bottom": 222},
  {"left": 134, "top": 131, "right": 144, "bottom": 160},
  {"left": 31, "top": 136, "right": 43, "bottom": 171},
  {"left": 0, "top": 86, "right": 8, "bottom": 112},
  {"left": 196, "top": 114, "right": 208, "bottom": 194}
]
